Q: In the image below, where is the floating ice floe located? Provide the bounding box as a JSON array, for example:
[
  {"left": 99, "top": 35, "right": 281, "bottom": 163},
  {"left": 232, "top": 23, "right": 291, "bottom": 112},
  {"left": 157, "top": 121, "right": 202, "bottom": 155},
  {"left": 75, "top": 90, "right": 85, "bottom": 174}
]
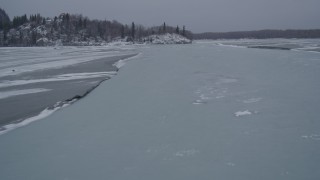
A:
[
  {"left": 226, "top": 162, "right": 236, "bottom": 167},
  {"left": 192, "top": 99, "right": 207, "bottom": 105},
  {"left": 146, "top": 144, "right": 170, "bottom": 154},
  {"left": 216, "top": 77, "right": 238, "bottom": 84},
  {"left": 243, "top": 98, "right": 262, "bottom": 104},
  {"left": 235, "top": 110, "right": 252, "bottom": 117},
  {"left": 215, "top": 95, "right": 225, "bottom": 99},
  {"left": 301, "top": 134, "right": 320, "bottom": 141},
  {"left": 175, "top": 149, "right": 199, "bottom": 157}
]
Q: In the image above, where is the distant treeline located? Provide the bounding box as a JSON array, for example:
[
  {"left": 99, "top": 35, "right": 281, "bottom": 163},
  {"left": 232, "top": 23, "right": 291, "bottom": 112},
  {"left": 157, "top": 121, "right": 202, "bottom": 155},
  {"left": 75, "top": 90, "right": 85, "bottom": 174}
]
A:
[{"left": 193, "top": 29, "right": 320, "bottom": 40}]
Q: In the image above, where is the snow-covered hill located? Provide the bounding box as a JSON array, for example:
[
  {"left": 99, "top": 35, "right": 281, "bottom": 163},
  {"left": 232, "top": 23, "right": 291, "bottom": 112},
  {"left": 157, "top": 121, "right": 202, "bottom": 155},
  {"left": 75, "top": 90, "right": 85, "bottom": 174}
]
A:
[
  {"left": 144, "top": 33, "right": 192, "bottom": 44},
  {"left": 1, "top": 12, "right": 192, "bottom": 47}
]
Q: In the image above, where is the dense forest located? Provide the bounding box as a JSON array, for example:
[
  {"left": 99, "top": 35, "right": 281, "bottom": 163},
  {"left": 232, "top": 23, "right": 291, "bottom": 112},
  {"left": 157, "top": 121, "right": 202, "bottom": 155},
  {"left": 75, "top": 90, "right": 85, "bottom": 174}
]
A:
[
  {"left": 0, "top": 8, "right": 192, "bottom": 46},
  {"left": 193, "top": 29, "right": 320, "bottom": 40}
]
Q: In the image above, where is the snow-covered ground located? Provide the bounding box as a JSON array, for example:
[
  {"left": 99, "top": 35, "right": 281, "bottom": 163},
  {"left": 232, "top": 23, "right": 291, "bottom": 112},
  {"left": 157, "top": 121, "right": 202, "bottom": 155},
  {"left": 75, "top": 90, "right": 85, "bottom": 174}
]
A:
[{"left": 1, "top": 40, "right": 320, "bottom": 179}]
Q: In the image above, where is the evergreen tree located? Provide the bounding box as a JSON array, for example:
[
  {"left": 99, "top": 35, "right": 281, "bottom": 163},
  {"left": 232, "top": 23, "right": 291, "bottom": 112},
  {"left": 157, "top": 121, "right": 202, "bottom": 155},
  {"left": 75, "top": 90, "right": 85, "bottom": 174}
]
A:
[
  {"left": 83, "top": 18, "right": 87, "bottom": 28},
  {"left": 176, "top": 25, "right": 180, "bottom": 34},
  {"left": 125, "top": 24, "right": 129, "bottom": 36},
  {"left": 24, "top": 14, "right": 27, "bottom": 22},
  {"left": 131, "top": 22, "right": 135, "bottom": 40},
  {"left": 53, "top": 17, "right": 58, "bottom": 30},
  {"left": 182, "top": 25, "right": 186, "bottom": 36},
  {"left": 65, "top": 13, "right": 71, "bottom": 36},
  {"left": 12, "top": 15, "right": 28, "bottom": 28},
  {"left": 121, "top": 25, "right": 125, "bottom": 39},
  {"left": 65, "top": 13, "right": 70, "bottom": 23},
  {"left": 163, "top": 22, "right": 166, "bottom": 33},
  {"left": 78, "top": 17, "right": 83, "bottom": 29},
  {"left": 30, "top": 14, "right": 34, "bottom": 22},
  {"left": 36, "top": 14, "right": 41, "bottom": 24},
  {"left": 98, "top": 22, "right": 103, "bottom": 37},
  {"left": 31, "top": 31, "right": 37, "bottom": 45},
  {"left": 3, "top": 30, "right": 7, "bottom": 41},
  {"left": 0, "top": 8, "right": 10, "bottom": 30},
  {"left": 19, "top": 31, "right": 23, "bottom": 44}
]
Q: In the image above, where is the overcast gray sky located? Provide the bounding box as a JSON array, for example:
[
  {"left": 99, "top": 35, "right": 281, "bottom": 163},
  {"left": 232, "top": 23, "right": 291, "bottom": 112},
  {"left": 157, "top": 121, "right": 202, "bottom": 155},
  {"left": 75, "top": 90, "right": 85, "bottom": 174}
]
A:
[{"left": 1, "top": 0, "right": 320, "bottom": 33}]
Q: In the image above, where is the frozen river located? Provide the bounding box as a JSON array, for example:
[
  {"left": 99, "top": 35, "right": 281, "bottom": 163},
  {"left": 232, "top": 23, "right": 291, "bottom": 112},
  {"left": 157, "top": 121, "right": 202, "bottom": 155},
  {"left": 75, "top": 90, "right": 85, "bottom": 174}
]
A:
[{"left": 1, "top": 40, "right": 320, "bottom": 179}]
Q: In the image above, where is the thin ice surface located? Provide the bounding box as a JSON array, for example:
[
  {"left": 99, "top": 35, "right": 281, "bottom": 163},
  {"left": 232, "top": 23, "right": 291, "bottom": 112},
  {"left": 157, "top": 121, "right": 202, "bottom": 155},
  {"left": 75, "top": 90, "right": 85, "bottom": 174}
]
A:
[{"left": 1, "top": 41, "right": 320, "bottom": 180}]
